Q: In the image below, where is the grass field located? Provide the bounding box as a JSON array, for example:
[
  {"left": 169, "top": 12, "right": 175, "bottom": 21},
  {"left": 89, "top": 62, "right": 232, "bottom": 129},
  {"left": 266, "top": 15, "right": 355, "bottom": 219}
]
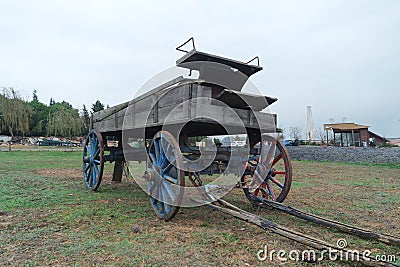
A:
[{"left": 0, "top": 151, "right": 399, "bottom": 266}]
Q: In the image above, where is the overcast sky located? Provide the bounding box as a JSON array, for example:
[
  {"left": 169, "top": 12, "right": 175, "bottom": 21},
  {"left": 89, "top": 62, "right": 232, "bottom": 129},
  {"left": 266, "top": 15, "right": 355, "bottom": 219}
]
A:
[{"left": 1, "top": 0, "right": 399, "bottom": 137}]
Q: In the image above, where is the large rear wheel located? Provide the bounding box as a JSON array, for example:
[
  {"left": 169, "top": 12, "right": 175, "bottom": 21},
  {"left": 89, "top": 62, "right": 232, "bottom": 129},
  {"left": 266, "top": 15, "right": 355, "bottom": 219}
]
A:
[{"left": 146, "top": 131, "right": 185, "bottom": 221}]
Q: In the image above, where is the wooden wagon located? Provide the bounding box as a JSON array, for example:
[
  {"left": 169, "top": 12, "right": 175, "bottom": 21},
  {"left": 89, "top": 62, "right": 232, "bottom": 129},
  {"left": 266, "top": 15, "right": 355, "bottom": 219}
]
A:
[{"left": 82, "top": 38, "right": 292, "bottom": 221}]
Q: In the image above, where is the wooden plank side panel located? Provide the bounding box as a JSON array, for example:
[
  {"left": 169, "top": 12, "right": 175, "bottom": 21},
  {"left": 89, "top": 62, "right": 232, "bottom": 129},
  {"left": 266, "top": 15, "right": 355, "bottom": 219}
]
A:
[
  {"left": 158, "top": 85, "right": 188, "bottom": 108},
  {"left": 194, "top": 103, "right": 276, "bottom": 130},
  {"left": 93, "top": 117, "right": 117, "bottom": 133},
  {"left": 92, "top": 82, "right": 276, "bottom": 134},
  {"left": 158, "top": 105, "right": 187, "bottom": 122},
  {"left": 135, "top": 96, "right": 156, "bottom": 113}
]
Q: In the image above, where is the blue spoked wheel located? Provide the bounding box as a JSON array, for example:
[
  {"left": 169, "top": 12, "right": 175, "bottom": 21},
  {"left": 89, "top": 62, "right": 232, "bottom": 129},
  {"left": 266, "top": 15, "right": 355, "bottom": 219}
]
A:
[
  {"left": 147, "top": 131, "right": 185, "bottom": 221},
  {"left": 82, "top": 129, "right": 104, "bottom": 191}
]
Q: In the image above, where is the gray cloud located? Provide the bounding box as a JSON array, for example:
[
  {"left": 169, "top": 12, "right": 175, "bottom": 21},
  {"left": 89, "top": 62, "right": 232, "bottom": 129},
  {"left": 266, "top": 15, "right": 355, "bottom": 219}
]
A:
[{"left": 0, "top": 0, "right": 399, "bottom": 137}]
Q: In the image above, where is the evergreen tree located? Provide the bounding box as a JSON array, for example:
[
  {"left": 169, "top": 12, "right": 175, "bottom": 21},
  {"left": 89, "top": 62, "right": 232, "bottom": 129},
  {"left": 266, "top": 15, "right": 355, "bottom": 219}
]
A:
[
  {"left": 32, "top": 89, "right": 38, "bottom": 101},
  {"left": 92, "top": 100, "right": 105, "bottom": 112},
  {"left": 81, "top": 104, "right": 90, "bottom": 135},
  {"left": 29, "top": 90, "right": 49, "bottom": 136}
]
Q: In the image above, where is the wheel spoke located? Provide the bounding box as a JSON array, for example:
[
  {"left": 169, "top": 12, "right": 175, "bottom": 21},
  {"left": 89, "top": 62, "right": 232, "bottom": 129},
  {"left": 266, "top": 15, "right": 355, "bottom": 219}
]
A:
[
  {"left": 165, "top": 143, "right": 172, "bottom": 162},
  {"left": 92, "top": 163, "right": 98, "bottom": 175},
  {"left": 154, "top": 139, "right": 161, "bottom": 165},
  {"left": 89, "top": 136, "right": 95, "bottom": 152},
  {"left": 158, "top": 187, "right": 165, "bottom": 212},
  {"left": 160, "top": 156, "right": 170, "bottom": 169},
  {"left": 88, "top": 167, "right": 93, "bottom": 185},
  {"left": 92, "top": 165, "right": 97, "bottom": 185},
  {"left": 271, "top": 153, "right": 283, "bottom": 167},
  {"left": 253, "top": 170, "right": 265, "bottom": 186},
  {"left": 148, "top": 181, "right": 157, "bottom": 196},
  {"left": 241, "top": 175, "right": 249, "bottom": 188},
  {"left": 168, "top": 154, "right": 176, "bottom": 165},
  {"left": 266, "top": 181, "right": 276, "bottom": 200},
  {"left": 162, "top": 162, "right": 173, "bottom": 175},
  {"left": 159, "top": 138, "right": 168, "bottom": 165},
  {"left": 161, "top": 191, "right": 171, "bottom": 213},
  {"left": 94, "top": 147, "right": 100, "bottom": 157},
  {"left": 269, "top": 177, "right": 284, "bottom": 188},
  {"left": 149, "top": 151, "right": 156, "bottom": 164},
  {"left": 154, "top": 184, "right": 161, "bottom": 203},
  {"left": 164, "top": 174, "right": 177, "bottom": 184},
  {"left": 86, "top": 167, "right": 91, "bottom": 182},
  {"left": 162, "top": 181, "right": 176, "bottom": 204}
]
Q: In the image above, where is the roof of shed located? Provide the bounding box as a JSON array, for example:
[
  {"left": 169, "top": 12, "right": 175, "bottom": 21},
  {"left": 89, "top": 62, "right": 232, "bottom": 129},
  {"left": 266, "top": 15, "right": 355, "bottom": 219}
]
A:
[{"left": 324, "top": 122, "right": 370, "bottom": 131}]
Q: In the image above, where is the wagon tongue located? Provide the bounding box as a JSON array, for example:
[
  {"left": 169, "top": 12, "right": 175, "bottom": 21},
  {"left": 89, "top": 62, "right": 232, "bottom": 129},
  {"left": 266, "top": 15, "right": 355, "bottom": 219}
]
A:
[{"left": 176, "top": 49, "right": 262, "bottom": 91}]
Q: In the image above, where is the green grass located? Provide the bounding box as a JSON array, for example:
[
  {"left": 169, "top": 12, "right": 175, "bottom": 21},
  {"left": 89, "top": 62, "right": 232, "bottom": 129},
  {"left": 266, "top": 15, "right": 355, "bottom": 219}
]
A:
[
  {"left": 0, "top": 151, "right": 399, "bottom": 266},
  {"left": 0, "top": 150, "right": 82, "bottom": 171},
  {"left": 297, "top": 159, "right": 400, "bottom": 170}
]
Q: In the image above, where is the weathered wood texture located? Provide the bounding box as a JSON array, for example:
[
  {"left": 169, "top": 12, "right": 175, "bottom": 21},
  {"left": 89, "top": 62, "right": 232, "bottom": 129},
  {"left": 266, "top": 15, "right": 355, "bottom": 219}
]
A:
[
  {"left": 112, "top": 160, "right": 124, "bottom": 182},
  {"left": 258, "top": 198, "right": 400, "bottom": 246},
  {"left": 92, "top": 80, "right": 277, "bottom": 136}
]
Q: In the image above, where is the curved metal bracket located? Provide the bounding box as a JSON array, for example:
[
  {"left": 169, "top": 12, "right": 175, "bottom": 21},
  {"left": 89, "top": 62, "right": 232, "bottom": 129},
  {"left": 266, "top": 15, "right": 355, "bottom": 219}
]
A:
[{"left": 176, "top": 37, "right": 196, "bottom": 53}]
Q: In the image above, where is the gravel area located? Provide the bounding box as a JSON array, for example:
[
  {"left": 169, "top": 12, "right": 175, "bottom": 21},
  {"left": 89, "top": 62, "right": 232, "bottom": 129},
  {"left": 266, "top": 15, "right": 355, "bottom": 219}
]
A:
[{"left": 286, "top": 146, "right": 400, "bottom": 164}]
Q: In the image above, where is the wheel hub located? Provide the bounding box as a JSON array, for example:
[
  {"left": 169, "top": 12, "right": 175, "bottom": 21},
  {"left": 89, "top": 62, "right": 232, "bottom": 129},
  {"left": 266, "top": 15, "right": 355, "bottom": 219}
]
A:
[{"left": 269, "top": 168, "right": 276, "bottom": 177}]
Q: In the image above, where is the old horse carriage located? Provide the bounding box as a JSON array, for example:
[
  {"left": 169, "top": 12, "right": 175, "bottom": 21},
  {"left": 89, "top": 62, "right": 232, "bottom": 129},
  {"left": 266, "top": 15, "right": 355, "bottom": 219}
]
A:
[
  {"left": 80, "top": 39, "right": 400, "bottom": 266},
  {"left": 82, "top": 38, "right": 292, "bottom": 221}
]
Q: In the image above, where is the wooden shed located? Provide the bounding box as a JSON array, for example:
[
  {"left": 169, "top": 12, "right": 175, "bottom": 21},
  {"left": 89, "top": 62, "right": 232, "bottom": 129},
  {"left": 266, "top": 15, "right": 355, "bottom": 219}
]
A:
[{"left": 323, "top": 123, "right": 386, "bottom": 147}]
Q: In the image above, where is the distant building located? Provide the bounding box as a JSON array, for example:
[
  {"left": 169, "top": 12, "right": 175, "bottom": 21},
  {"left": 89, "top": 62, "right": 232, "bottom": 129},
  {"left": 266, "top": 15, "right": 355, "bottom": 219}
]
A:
[{"left": 324, "top": 123, "right": 386, "bottom": 147}]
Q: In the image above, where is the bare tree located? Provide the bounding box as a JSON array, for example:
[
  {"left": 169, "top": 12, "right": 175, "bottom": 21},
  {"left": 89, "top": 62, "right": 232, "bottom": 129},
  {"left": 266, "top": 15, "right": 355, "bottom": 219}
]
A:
[
  {"left": 289, "top": 126, "right": 302, "bottom": 140},
  {"left": 317, "top": 128, "right": 326, "bottom": 144}
]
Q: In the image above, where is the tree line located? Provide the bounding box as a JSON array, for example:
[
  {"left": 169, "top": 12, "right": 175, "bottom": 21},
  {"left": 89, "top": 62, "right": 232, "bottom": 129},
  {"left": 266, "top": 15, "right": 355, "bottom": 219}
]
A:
[{"left": 0, "top": 87, "right": 106, "bottom": 138}]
